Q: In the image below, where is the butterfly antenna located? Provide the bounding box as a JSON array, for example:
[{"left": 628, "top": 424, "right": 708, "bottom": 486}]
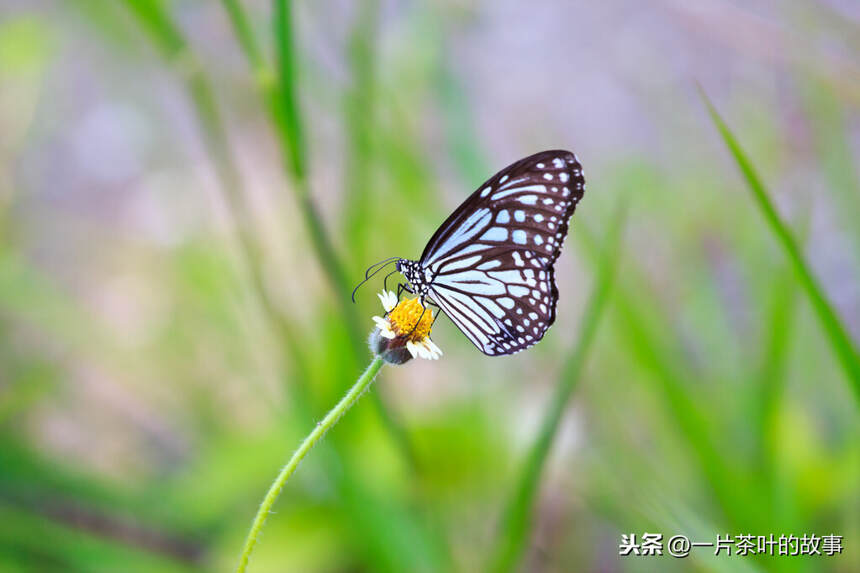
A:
[
  {"left": 382, "top": 267, "right": 400, "bottom": 293},
  {"left": 351, "top": 257, "right": 400, "bottom": 302},
  {"left": 364, "top": 256, "right": 400, "bottom": 279}
]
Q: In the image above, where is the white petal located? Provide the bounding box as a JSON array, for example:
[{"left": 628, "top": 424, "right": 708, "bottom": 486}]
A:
[
  {"left": 386, "top": 290, "right": 398, "bottom": 308},
  {"left": 378, "top": 290, "right": 398, "bottom": 312},
  {"left": 421, "top": 341, "right": 438, "bottom": 360},
  {"left": 405, "top": 340, "right": 419, "bottom": 358},
  {"left": 372, "top": 316, "right": 395, "bottom": 338},
  {"left": 425, "top": 338, "right": 443, "bottom": 357},
  {"left": 416, "top": 344, "right": 431, "bottom": 359}
]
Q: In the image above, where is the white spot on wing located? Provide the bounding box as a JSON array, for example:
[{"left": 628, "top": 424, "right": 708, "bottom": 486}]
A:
[
  {"left": 512, "top": 230, "right": 527, "bottom": 244},
  {"left": 491, "top": 184, "right": 546, "bottom": 201},
  {"left": 510, "top": 285, "right": 529, "bottom": 297},
  {"left": 480, "top": 227, "right": 508, "bottom": 242},
  {"left": 489, "top": 270, "right": 526, "bottom": 284},
  {"left": 477, "top": 260, "right": 502, "bottom": 270}
]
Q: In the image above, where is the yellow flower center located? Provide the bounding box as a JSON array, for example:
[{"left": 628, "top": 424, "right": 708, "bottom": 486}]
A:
[{"left": 388, "top": 297, "right": 433, "bottom": 342}]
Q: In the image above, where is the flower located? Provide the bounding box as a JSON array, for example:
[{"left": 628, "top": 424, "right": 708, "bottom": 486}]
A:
[{"left": 369, "top": 290, "right": 443, "bottom": 363}]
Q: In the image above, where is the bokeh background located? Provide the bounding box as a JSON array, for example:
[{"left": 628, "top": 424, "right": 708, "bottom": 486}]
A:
[{"left": 1, "top": 1, "right": 858, "bottom": 571}]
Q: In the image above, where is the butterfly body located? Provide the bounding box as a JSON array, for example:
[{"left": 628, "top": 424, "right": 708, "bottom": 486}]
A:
[
  {"left": 396, "top": 259, "right": 433, "bottom": 298},
  {"left": 395, "top": 150, "right": 585, "bottom": 356}
]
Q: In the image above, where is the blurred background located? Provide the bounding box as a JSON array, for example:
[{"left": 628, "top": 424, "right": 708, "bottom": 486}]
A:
[{"left": 0, "top": 1, "right": 858, "bottom": 571}]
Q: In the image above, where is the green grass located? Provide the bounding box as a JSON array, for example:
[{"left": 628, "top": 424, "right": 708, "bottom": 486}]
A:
[
  {"left": 700, "top": 88, "right": 860, "bottom": 404},
  {"left": 1, "top": 3, "right": 857, "bottom": 572},
  {"left": 488, "top": 203, "right": 627, "bottom": 572}
]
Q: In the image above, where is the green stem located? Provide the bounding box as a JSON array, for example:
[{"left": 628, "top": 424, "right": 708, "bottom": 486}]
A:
[{"left": 236, "top": 356, "right": 385, "bottom": 573}]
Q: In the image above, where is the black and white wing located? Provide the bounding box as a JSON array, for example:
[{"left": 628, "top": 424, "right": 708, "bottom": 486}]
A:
[{"left": 420, "top": 150, "right": 585, "bottom": 355}]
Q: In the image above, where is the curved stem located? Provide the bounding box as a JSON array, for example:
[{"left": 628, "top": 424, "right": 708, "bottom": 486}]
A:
[{"left": 236, "top": 356, "right": 385, "bottom": 573}]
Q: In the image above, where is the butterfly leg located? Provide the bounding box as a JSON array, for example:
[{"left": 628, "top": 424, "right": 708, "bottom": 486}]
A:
[
  {"left": 404, "top": 305, "right": 429, "bottom": 339},
  {"left": 421, "top": 297, "right": 445, "bottom": 328},
  {"left": 394, "top": 286, "right": 439, "bottom": 339},
  {"left": 396, "top": 282, "right": 414, "bottom": 301},
  {"left": 411, "top": 297, "right": 445, "bottom": 333},
  {"left": 430, "top": 307, "right": 445, "bottom": 328}
]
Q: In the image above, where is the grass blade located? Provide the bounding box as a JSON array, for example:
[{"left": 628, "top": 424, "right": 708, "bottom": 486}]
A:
[
  {"left": 700, "top": 88, "right": 860, "bottom": 404},
  {"left": 488, "top": 204, "right": 627, "bottom": 573},
  {"left": 268, "top": 1, "right": 420, "bottom": 473},
  {"left": 266, "top": 0, "right": 420, "bottom": 470},
  {"left": 219, "top": 0, "right": 265, "bottom": 75},
  {"left": 272, "top": 0, "right": 307, "bottom": 182},
  {"left": 754, "top": 214, "right": 808, "bottom": 487},
  {"left": 342, "top": 0, "right": 379, "bottom": 262},
  {"left": 118, "top": 0, "right": 311, "bottom": 395},
  {"left": 579, "top": 220, "right": 764, "bottom": 533}
]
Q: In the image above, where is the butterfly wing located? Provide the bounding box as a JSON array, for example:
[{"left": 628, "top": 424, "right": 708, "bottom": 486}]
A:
[{"left": 421, "top": 150, "right": 585, "bottom": 355}]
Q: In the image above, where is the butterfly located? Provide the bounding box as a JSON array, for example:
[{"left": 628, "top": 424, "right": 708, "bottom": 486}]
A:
[{"left": 358, "top": 150, "right": 585, "bottom": 356}]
